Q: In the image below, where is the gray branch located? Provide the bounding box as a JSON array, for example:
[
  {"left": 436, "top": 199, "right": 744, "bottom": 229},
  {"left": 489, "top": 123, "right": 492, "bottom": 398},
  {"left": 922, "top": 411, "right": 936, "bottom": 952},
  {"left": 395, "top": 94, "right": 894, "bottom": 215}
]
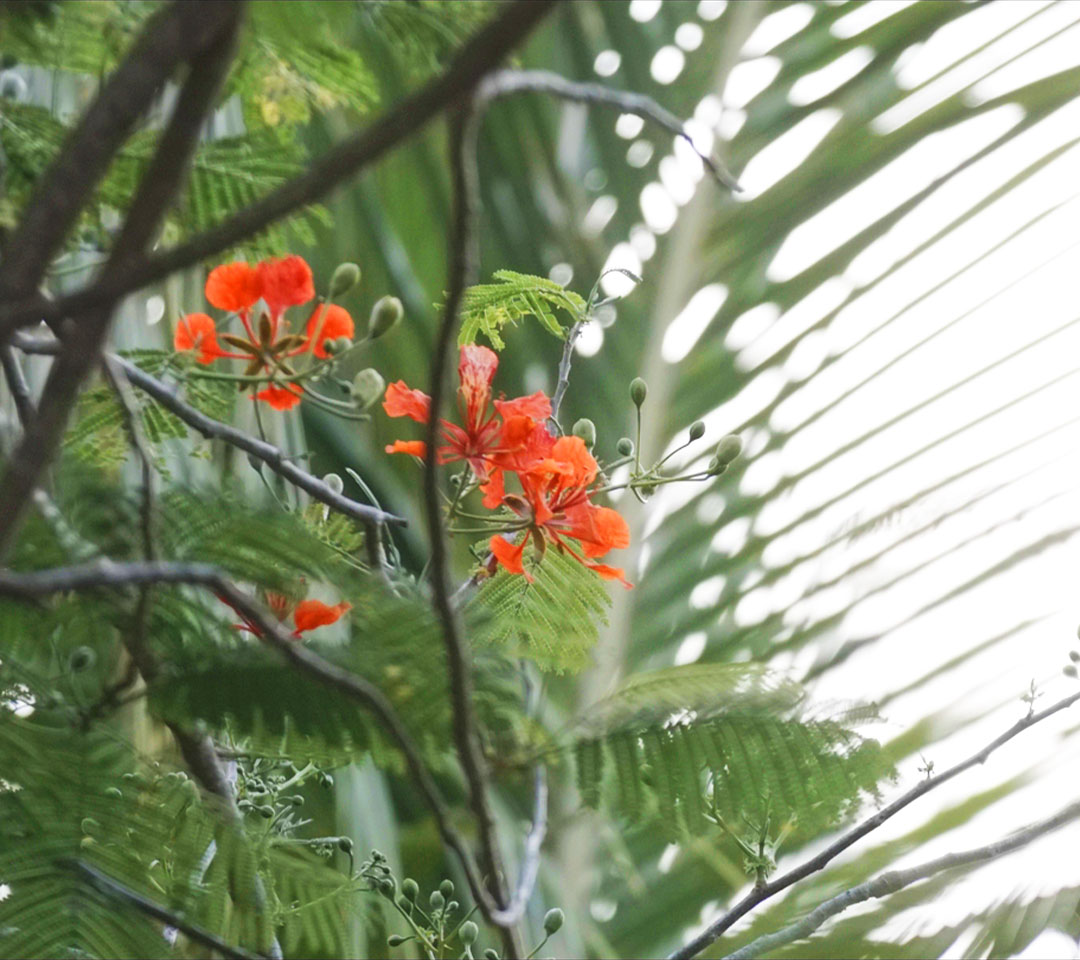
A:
[
  {"left": 723, "top": 796, "right": 1080, "bottom": 960},
  {"left": 670, "top": 686, "right": 1080, "bottom": 959}
]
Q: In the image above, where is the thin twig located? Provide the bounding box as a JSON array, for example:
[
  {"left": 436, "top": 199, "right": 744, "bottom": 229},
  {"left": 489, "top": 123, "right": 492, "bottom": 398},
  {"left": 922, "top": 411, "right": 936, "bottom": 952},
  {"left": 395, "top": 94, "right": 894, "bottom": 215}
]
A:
[
  {"left": 0, "top": 1, "right": 558, "bottom": 340},
  {"left": 0, "top": 345, "right": 35, "bottom": 427},
  {"left": 12, "top": 336, "right": 405, "bottom": 531},
  {"left": 477, "top": 69, "right": 741, "bottom": 191},
  {"left": 669, "top": 687, "right": 1080, "bottom": 960},
  {"left": 549, "top": 319, "right": 584, "bottom": 426},
  {"left": 59, "top": 859, "right": 263, "bottom": 960},
  {"left": 723, "top": 796, "right": 1080, "bottom": 960}
]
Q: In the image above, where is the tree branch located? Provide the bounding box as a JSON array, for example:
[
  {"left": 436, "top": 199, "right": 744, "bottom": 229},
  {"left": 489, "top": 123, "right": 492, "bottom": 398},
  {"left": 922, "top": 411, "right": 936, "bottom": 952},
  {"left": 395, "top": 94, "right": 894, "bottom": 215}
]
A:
[
  {"left": 60, "top": 859, "right": 264, "bottom": 960},
  {"left": 723, "top": 796, "right": 1080, "bottom": 960},
  {"left": 0, "top": 0, "right": 558, "bottom": 340},
  {"left": 670, "top": 687, "right": 1080, "bottom": 959},
  {"left": 11, "top": 336, "right": 405, "bottom": 531},
  {"left": 477, "top": 69, "right": 740, "bottom": 191},
  {"left": 0, "top": 2, "right": 242, "bottom": 559},
  {"left": 0, "top": 557, "right": 492, "bottom": 919}
]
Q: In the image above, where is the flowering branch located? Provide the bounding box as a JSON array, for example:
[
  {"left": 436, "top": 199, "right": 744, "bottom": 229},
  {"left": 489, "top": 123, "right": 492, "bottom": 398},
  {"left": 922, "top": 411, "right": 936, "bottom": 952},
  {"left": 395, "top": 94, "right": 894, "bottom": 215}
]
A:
[
  {"left": 0, "top": 1, "right": 558, "bottom": 341},
  {"left": 670, "top": 686, "right": 1080, "bottom": 960},
  {"left": 723, "top": 795, "right": 1080, "bottom": 960},
  {"left": 12, "top": 334, "right": 405, "bottom": 533}
]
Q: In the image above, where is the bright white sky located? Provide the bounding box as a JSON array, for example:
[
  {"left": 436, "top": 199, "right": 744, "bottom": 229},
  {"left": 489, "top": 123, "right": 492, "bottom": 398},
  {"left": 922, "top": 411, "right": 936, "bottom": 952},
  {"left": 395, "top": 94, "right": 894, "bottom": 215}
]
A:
[{"left": 582, "top": 2, "right": 1080, "bottom": 956}]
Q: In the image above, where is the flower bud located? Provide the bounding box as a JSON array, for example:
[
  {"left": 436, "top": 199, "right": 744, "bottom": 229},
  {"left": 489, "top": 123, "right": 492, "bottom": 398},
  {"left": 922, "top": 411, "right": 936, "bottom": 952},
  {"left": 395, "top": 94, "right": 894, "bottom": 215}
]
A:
[
  {"left": 379, "top": 877, "right": 395, "bottom": 897},
  {"left": 572, "top": 418, "right": 597, "bottom": 449},
  {"left": 351, "top": 368, "right": 386, "bottom": 409},
  {"left": 543, "top": 908, "right": 564, "bottom": 934},
  {"left": 439, "top": 879, "right": 455, "bottom": 899},
  {"left": 429, "top": 890, "right": 445, "bottom": 910},
  {"left": 629, "top": 377, "right": 647, "bottom": 407},
  {"left": 716, "top": 434, "right": 742, "bottom": 465},
  {"left": 401, "top": 878, "right": 419, "bottom": 902},
  {"left": 689, "top": 420, "right": 705, "bottom": 441},
  {"left": 387, "top": 934, "right": 407, "bottom": 947},
  {"left": 460, "top": 921, "right": 479, "bottom": 945},
  {"left": 1070, "top": 650, "right": 1079, "bottom": 662},
  {"left": 289, "top": 795, "right": 304, "bottom": 807},
  {"left": 337, "top": 837, "right": 354, "bottom": 854},
  {"left": 324, "top": 335, "right": 353, "bottom": 356},
  {"left": 1065, "top": 664, "right": 1078, "bottom": 679},
  {"left": 706, "top": 456, "right": 725, "bottom": 476},
  {"left": 258, "top": 805, "right": 275, "bottom": 818},
  {"left": 104, "top": 787, "right": 122, "bottom": 800},
  {"left": 484, "top": 951, "right": 499, "bottom": 960},
  {"left": 322, "top": 472, "right": 344, "bottom": 495},
  {"left": 638, "top": 482, "right": 656, "bottom": 500},
  {"left": 329, "top": 262, "right": 362, "bottom": 299},
  {"left": 369, "top": 296, "right": 403, "bottom": 340},
  {"left": 447, "top": 900, "right": 459, "bottom": 914},
  {"left": 616, "top": 437, "right": 634, "bottom": 457}
]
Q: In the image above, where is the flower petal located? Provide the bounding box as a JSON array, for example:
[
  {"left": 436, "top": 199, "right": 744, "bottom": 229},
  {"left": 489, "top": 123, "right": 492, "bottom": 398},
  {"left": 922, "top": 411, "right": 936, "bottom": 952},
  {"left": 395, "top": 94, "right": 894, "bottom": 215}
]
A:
[
  {"left": 257, "top": 255, "right": 314, "bottom": 315},
  {"left": 293, "top": 599, "right": 351, "bottom": 634},
  {"left": 386, "top": 440, "right": 427, "bottom": 457},
  {"left": 205, "top": 262, "right": 261, "bottom": 312},
  {"left": 490, "top": 533, "right": 531, "bottom": 580},
  {"left": 479, "top": 467, "right": 505, "bottom": 509},
  {"left": 305, "top": 303, "right": 355, "bottom": 358},
  {"left": 494, "top": 391, "right": 551, "bottom": 421},
  {"left": 383, "top": 381, "right": 431, "bottom": 422},
  {"left": 585, "top": 562, "right": 633, "bottom": 588},
  {"left": 254, "top": 384, "right": 303, "bottom": 410},
  {"left": 550, "top": 434, "right": 598, "bottom": 489},
  {"left": 174, "top": 313, "right": 220, "bottom": 364}
]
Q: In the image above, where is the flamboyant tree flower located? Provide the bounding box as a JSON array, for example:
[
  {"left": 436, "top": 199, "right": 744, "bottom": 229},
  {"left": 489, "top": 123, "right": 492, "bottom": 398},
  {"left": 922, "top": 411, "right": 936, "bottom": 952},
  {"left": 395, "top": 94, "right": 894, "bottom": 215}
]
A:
[
  {"left": 219, "top": 586, "right": 351, "bottom": 640},
  {"left": 383, "top": 344, "right": 550, "bottom": 478},
  {"left": 488, "top": 432, "right": 632, "bottom": 586},
  {"left": 173, "top": 256, "right": 354, "bottom": 410}
]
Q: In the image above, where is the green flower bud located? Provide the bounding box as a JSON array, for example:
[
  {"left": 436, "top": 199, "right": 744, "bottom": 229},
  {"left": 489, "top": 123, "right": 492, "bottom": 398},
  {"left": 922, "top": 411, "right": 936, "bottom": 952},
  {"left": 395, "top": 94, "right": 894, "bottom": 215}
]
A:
[
  {"left": 629, "top": 377, "right": 647, "bottom": 407},
  {"left": 447, "top": 900, "right": 459, "bottom": 914},
  {"left": 572, "top": 418, "right": 597, "bottom": 449},
  {"left": 484, "top": 950, "right": 500, "bottom": 960},
  {"left": 401, "top": 878, "right": 419, "bottom": 902},
  {"left": 616, "top": 437, "right": 634, "bottom": 457},
  {"left": 104, "top": 787, "right": 123, "bottom": 800},
  {"left": 379, "top": 877, "right": 395, "bottom": 897},
  {"left": 707, "top": 456, "right": 726, "bottom": 476},
  {"left": 369, "top": 295, "right": 404, "bottom": 340},
  {"left": 1065, "top": 664, "right": 1078, "bottom": 679},
  {"left": 689, "top": 420, "right": 705, "bottom": 441},
  {"left": 543, "top": 908, "right": 564, "bottom": 934},
  {"left": 460, "top": 920, "right": 479, "bottom": 945},
  {"left": 258, "top": 805, "right": 275, "bottom": 819},
  {"left": 69, "top": 646, "right": 95, "bottom": 672},
  {"left": 290, "top": 795, "right": 304, "bottom": 806},
  {"left": 716, "top": 434, "right": 742, "bottom": 465},
  {"left": 638, "top": 482, "right": 656, "bottom": 500},
  {"left": 429, "top": 890, "right": 445, "bottom": 910},
  {"left": 329, "top": 262, "right": 362, "bottom": 299},
  {"left": 351, "top": 367, "right": 386, "bottom": 410},
  {"left": 324, "top": 335, "right": 353, "bottom": 356},
  {"left": 440, "top": 879, "right": 455, "bottom": 899},
  {"left": 337, "top": 837, "right": 354, "bottom": 854},
  {"left": 387, "top": 934, "right": 407, "bottom": 948},
  {"left": 1070, "top": 650, "right": 1080, "bottom": 662},
  {"left": 322, "top": 472, "right": 344, "bottom": 495}
]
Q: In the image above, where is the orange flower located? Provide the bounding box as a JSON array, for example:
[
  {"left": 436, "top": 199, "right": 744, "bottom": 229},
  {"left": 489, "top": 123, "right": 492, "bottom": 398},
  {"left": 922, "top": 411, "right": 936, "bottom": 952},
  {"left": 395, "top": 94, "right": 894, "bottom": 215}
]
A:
[
  {"left": 489, "top": 435, "right": 632, "bottom": 586},
  {"left": 386, "top": 439, "right": 427, "bottom": 457},
  {"left": 305, "top": 303, "right": 356, "bottom": 358},
  {"left": 258, "top": 255, "right": 315, "bottom": 321},
  {"left": 383, "top": 346, "right": 550, "bottom": 479},
  {"left": 174, "top": 313, "right": 221, "bottom": 365},
  {"left": 255, "top": 384, "right": 303, "bottom": 410},
  {"left": 205, "top": 262, "right": 261, "bottom": 313},
  {"left": 219, "top": 588, "right": 351, "bottom": 639}
]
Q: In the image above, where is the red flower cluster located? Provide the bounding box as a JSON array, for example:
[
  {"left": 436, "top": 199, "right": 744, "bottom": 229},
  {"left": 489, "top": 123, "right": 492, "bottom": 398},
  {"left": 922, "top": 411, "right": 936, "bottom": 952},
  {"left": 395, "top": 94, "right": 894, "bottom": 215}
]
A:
[
  {"left": 384, "top": 345, "right": 631, "bottom": 585},
  {"left": 174, "top": 256, "right": 354, "bottom": 410}
]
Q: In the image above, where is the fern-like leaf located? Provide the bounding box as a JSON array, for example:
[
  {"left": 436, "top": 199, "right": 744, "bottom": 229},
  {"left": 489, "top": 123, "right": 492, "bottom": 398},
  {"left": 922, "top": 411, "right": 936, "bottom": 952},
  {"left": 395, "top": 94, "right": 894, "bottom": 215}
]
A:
[{"left": 455, "top": 270, "right": 587, "bottom": 349}]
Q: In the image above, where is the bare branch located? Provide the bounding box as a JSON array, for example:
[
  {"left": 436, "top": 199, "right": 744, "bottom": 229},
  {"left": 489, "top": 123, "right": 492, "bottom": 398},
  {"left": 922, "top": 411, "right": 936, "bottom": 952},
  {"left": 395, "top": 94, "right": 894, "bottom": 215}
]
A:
[
  {"left": 0, "top": 346, "right": 35, "bottom": 428},
  {"left": 723, "top": 796, "right": 1080, "bottom": 960},
  {"left": 477, "top": 69, "right": 741, "bottom": 191},
  {"left": 0, "top": 1, "right": 558, "bottom": 340},
  {"left": 11, "top": 337, "right": 405, "bottom": 531},
  {"left": 549, "top": 320, "right": 585, "bottom": 425},
  {"left": 670, "top": 687, "right": 1080, "bottom": 960},
  {"left": 60, "top": 859, "right": 264, "bottom": 960}
]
